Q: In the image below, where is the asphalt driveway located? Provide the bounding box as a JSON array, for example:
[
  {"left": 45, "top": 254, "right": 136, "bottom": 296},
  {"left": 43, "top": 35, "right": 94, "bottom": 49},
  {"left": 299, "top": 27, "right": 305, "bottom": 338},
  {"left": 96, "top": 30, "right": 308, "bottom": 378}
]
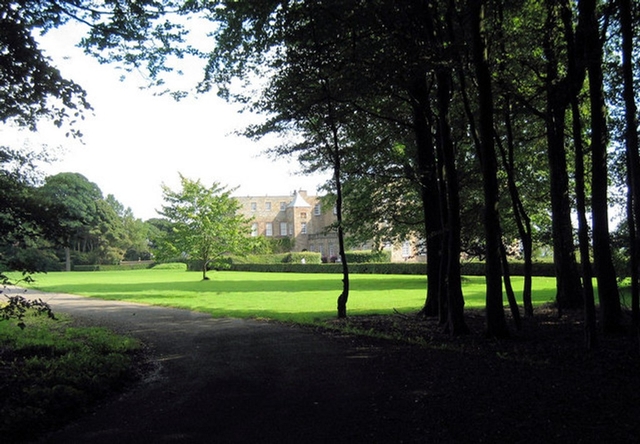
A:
[
  {"left": 16, "top": 288, "right": 640, "bottom": 443},
  {"left": 19, "top": 289, "right": 427, "bottom": 444}
]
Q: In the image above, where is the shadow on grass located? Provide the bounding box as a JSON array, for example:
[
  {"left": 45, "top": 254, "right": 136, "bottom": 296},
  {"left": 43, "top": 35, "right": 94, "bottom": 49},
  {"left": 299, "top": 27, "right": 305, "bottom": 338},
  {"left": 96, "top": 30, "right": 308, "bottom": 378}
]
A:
[{"left": 33, "top": 275, "right": 429, "bottom": 297}]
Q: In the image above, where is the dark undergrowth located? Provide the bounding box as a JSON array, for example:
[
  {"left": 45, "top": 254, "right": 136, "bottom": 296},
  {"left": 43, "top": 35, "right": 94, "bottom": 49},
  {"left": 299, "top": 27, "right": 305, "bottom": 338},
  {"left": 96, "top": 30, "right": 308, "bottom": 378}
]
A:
[{"left": 0, "top": 312, "right": 147, "bottom": 443}]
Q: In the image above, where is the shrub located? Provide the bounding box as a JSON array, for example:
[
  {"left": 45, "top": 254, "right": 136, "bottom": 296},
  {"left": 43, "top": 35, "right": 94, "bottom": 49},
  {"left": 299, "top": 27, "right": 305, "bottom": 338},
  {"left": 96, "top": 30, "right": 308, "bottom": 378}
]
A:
[
  {"left": 151, "top": 262, "right": 187, "bottom": 270},
  {"left": 229, "top": 260, "right": 558, "bottom": 276},
  {"left": 186, "top": 259, "right": 232, "bottom": 272},
  {"left": 72, "top": 265, "right": 101, "bottom": 271},
  {"left": 230, "top": 254, "right": 290, "bottom": 264},
  {"left": 287, "top": 252, "right": 322, "bottom": 264},
  {"left": 0, "top": 295, "right": 55, "bottom": 329},
  {"left": 344, "top": 250, "right": 392, "bottom": 263}
]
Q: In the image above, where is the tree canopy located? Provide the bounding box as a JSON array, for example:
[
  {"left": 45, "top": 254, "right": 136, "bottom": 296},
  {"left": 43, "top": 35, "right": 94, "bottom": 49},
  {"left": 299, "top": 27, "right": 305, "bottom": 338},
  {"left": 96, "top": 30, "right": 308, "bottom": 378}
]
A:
[{"left": 158, "top": 174, "right": 252, "bottom": 280}]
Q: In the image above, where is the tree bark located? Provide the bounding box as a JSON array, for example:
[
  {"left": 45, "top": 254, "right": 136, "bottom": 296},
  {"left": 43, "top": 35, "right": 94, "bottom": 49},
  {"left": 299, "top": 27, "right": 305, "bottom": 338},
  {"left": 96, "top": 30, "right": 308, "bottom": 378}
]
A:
[
  {"left": 333, "top": 125, "right": 350, "bottom": 319},
  {"left": 579, "top": 0, "right": 621, "bottom": 333},
  {"left": 469, "top": 0, "right": 509, "bottom": 338},
  {"left": 619, "top": 0, "right": 640, "bottom": 329},
  {"left": 562, "top": 1, "right": 597, "bottom": 348},
  {"left": 435, "top": 68, "right": 469, "bottom": 335},
  {"left": 543, "top": 0, "right": 583, "bottom": 312},
  {"left": 496, "top": 115, "right": 534, "bottom": 317},
  {"left": 412, "top": 79, "right": 447, "bottom": 323},
  {"left": 65, "top": 246, "right": 71, "bottom": 272}
]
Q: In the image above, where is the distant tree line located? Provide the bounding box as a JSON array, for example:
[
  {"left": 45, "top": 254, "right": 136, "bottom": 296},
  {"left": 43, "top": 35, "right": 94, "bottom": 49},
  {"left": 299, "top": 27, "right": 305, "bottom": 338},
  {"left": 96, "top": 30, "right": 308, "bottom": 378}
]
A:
[{"left": 0, "top": 166, "right": 162, "bottom": 275}]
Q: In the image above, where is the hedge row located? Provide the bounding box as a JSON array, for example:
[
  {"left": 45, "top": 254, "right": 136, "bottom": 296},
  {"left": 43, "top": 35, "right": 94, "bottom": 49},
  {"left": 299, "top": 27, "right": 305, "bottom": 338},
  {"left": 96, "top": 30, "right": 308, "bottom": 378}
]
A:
[
  {"left": 229, "top": 261, "right": 557, "bottom": 276},
  {"left": 73, "top": 262, "right": 154, "bottom": 271},
  {"left": 229, "top": 252, "right": 323, "bottom": 265},
  {"left": 70, "top": 260, "right": 557, "bottom": 276}
]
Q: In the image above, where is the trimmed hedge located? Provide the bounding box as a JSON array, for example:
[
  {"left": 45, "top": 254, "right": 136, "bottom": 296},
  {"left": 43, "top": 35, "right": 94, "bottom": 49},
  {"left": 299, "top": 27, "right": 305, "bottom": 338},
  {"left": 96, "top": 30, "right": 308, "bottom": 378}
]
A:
[
  {"left": 229, "top": 261, "right": 557, "bottom": 276},
  {"left": 230, "top": 263, "right": 426, "bottom": 274},
  {"left": 72, "top": 262, "right": 155, "bottom": 271},
  {"left": 344, "top": 250, "right": 392, "bottom": 263},
  {"left": 151, "top": 262, "right": 188, "bottom": 270},
  {"left": 286, "top": 252, "right": 322, "bottom": 264},
  {"left": 230, "top": 252, "right": 322, "bottom": 265}
]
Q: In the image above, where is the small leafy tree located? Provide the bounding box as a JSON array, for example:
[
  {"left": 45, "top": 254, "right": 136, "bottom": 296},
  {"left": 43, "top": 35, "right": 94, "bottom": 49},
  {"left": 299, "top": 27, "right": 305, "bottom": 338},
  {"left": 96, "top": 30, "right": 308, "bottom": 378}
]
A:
[{"left": 158, "top": 175, "right": 252, "bottom": 280}]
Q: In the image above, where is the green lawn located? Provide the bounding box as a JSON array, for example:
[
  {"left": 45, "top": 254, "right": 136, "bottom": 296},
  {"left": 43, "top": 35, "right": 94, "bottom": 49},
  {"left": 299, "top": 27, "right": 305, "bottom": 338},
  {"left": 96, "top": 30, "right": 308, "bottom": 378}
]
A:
[{"left": 19, "top": 270, "right": 559, "bottom": 323}]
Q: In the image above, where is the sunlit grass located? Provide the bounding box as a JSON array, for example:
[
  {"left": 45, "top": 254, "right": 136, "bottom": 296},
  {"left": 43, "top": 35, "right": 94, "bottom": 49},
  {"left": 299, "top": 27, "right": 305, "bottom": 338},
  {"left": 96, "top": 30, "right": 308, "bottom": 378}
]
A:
[{"left": 18, "top": 270, "right": 559, "bottom": 323}]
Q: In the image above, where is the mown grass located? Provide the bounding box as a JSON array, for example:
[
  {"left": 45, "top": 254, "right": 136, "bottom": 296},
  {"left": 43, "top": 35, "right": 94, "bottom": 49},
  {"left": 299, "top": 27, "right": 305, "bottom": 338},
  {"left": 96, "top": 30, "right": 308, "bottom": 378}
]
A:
[
  {"left": 4, "top": 269, "right": 558, "bottom": 440},
  {"left": 0, "top": 311, "right": 142, "bottom": 442},
  {"left": 18, "top": 269, "right": 559, "bottom": 323}
]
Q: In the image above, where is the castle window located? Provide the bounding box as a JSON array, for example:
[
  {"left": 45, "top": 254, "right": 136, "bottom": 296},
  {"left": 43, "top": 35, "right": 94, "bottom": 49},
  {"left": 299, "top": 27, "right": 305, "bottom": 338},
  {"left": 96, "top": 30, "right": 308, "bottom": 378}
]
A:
[
  {"left": 300, "top": 212, "right": 307, "bottom": 219},
  {"left": 280, "top": 202, "right": 286, "bottom": 211},
  {"left": 265, "top": 202, "right": 272, "bottom": 211},
  {"left": 266, "top": 223, "right": 273, "bottom": 236},
  {"left": 280, "top": 222, "right": 288, "bottom": 236},
  {"left": 402, "top": 240, "right": 411, "bottom": 258},
  {"left": 301, "top": 222, "right": 307, "bottom": 234},
  {"left": 314, "top": 204, "right": 321, "bottom": 216},
  {"left": 250, "top": 202, "right": 257, "bottom": 211},
  {"left": 251, "top": 223, "right": 258, "bottom": 237}
]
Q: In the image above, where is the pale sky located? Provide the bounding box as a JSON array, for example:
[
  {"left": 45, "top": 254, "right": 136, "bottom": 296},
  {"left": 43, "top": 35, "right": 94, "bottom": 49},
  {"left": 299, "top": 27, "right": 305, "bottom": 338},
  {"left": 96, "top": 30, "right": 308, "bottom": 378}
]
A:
[{"left": 3, "top": 24, "right": 327, "bottom": 221}]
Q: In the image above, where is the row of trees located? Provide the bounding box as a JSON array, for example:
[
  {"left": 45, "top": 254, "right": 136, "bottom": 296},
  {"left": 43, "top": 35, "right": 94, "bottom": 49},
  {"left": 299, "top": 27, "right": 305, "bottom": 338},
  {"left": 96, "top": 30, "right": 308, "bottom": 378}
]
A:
[
  {"left": 189, "top": 0, "right": 638, "bottom": 341},
  {"left": 0, "top": 164, "right": 158, "bottom": 275},
  {"left": 2, "top": 1, "right": 639, "bottom": 343}
]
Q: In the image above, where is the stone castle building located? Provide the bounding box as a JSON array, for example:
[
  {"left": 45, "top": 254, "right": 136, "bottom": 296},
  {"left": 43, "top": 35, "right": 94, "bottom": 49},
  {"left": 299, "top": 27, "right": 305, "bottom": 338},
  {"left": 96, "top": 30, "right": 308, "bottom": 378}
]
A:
[
  {"left": 235, "top": 190, "right": 341, "bottom": 257},
  {"left": 235, "top": 189, "right": 424, "bottom": 262}
]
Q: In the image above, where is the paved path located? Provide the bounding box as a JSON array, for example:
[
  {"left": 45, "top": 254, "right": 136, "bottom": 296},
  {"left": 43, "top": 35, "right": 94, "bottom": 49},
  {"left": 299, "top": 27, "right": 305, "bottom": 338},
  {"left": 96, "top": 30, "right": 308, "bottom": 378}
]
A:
[{"left": 14, "top": 289, "right": 426, "bottom": 444}]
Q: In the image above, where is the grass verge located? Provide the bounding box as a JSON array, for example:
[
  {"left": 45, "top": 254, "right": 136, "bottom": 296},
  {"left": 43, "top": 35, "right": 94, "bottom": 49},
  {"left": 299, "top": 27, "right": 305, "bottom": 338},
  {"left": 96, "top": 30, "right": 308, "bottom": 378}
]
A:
[
  {"left": 0, "top": 311, "right": 143, "bottom": 443},
  {"left": 16, "top": 269, "right": 559, "bottom": 324}
]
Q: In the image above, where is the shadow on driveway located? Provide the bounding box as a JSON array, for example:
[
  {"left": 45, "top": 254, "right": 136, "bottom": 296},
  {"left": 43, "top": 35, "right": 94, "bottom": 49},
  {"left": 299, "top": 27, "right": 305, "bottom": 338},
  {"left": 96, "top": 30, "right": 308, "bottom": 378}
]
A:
[{"left": 18, "top": 289, "right": 427, "bottom": 444}]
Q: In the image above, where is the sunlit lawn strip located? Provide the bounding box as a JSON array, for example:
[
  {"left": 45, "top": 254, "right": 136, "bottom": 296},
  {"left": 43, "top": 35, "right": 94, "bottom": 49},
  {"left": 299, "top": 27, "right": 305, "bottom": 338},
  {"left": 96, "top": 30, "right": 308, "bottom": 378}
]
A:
[{"left": 19, "top": 270, "right": 559, "bottom": 324}]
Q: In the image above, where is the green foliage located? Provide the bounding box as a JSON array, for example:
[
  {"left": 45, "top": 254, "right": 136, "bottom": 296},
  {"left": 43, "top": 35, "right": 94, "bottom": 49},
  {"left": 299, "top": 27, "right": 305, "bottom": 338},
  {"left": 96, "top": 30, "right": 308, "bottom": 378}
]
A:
[
  {"left": 230, "top": 263, "right": 427, "bottom": 275},
  {"left": 285, "top": 252, "right": 322, "bottom": 264},
  {"left": 228, "top": 261, "right": 558, "bottom": 276},
  {"left": 230, "top": 253, "right": 291, "bottom": 264},
  {"left": 38, "top": 173, "right": 127, "bottom": 266},
  {"left": 231, "top": 252, "right": 323, "bottom": 265},
  {"left": 151, "top": 262, "right": 187, "bottom": 270},
  {"left": 0, "top": 312, "right": 141, "bottom": 442},
  {"left": 72, "top": 264, "right": 100, "bottom": 272},
  {"left": 0, "top": 293, "right": 56, "bottom": 329},
  {"left": 158, "top": 174, "right": 253, "bottom": 278},
  {"left": 0, "top": 4, "right": 90, "bottom": 133},
  {"left": 344, "top": 250, "right": 391, "bottom": 263},
  {"left": 0, "top": 148, "right": 69, "bottom": 279},
  {"left": 249, "top": 236, "right": 295, "bottom": 255}
]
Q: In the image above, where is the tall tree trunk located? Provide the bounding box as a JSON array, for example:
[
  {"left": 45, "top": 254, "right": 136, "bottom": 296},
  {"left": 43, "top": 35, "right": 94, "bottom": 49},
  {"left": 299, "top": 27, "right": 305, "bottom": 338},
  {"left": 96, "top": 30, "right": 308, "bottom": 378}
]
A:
[
  {"left": 496, "top": 116, "right": 534, "bottom": 317},
  {"left": 543, "top": 0, "right": 583, "bottom": 312},
  {"left": 500, "top": 243, "right": 522, "bottom": 330},
  {"left": 65, "top": 246, "right": 71, "bottom": 272},
  {"left": 619, "top": 0, "right": 640, "bottom": 329},
  {"left": 580, "top": 0, "right": 621, "bottom": 333},
  {"left": 562, "top": 1, "right": 597, "bottom": 348},
  {"left": 494, "top": 0, "right": 534, "bottom": 318},
  {"left": 469, "top": 0, "right": 509, "bottom": 338},
  {"left": 333, "top": 137, "right": 350, "bottom": 319},
  {"left": 436, "top": 69, "right": 469, "bottom": 335},
  {"left": 412, "top": 80, "right": 447, "bottom": 322}
]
